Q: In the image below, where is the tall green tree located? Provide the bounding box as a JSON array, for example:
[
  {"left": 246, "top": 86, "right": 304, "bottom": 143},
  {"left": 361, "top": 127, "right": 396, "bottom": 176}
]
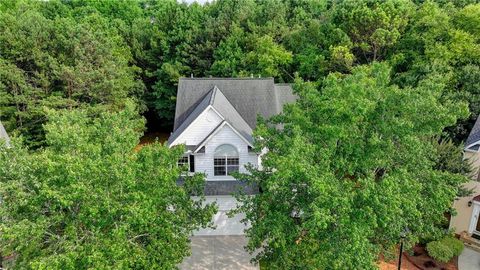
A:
[
  {"left": 332, "top": 0, "right": 414, "bottom": 63},
  {"left": 393, "top": 2, "right": 480, "bottom": 141},
  {"left": 244, "top": 35, "right": 293, "bottom": 80},
  {"left": 0, "top": 2, "right": 142, "bottom": 147},
  {"left": 0, "top": 103, "right": 216, "bottom": 269},
  {"left": 234, "top": 63, "right": 469, "bottom": 269},
  {"left": 1, "top": 0, "right": 479, "bottom": 149}
]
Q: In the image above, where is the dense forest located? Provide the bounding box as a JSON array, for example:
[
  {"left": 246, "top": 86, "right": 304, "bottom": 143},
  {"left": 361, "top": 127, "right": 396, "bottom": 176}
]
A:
[
  {"left": 0, "top": 0, "right": 479, "bottom": 147},
  {"left": 1, "top": 0, "right": 480, "bottom": 269}
]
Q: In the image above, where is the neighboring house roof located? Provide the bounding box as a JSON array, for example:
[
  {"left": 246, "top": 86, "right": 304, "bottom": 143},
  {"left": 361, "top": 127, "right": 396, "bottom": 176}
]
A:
[
  {"left": 465, "top": 116, "right": 480, "bottom": 151},
  {"left": 0, "top": 121, "right": 11, "bottom": 147},
  {"left": 169, "top": 78, "right": 295, "bottom": 147}
]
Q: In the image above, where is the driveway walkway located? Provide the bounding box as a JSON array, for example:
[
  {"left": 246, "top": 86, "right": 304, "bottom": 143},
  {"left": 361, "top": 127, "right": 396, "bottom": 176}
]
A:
[
  {"left": 179, "top": 196, "right": 257, "bottom": 269},
  {"left": 459, "top": 247, "right": 480, "bottom": 270},
  {"left": 193, "top": 196, "right": 249, "bottom": 236},
  {"left": 179, "top": 236, "right": 258, "bottom": 270}
]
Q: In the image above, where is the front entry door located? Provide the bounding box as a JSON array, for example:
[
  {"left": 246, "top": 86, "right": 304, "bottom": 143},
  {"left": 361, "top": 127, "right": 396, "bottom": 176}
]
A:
[
  {"left": 476, "top": 212, "right": 480, "bottom": 233},
  {"left": 469, "top": 203, "right": 480, "bottom": 234}
]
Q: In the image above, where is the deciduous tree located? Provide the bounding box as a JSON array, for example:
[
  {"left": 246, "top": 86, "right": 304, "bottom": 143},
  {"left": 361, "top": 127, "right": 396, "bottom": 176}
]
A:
[
  {"left": 235, "top": 63, "right": 469, "bottom": 269},
  {"left": 0, "top": 102, "right": 215, "bottom": 269}
]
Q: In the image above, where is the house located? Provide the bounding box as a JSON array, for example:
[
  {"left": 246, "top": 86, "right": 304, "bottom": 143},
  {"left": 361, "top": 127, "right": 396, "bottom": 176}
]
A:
[
  {"left": 168, "top": 78, "right": 295, "bottom": 235},
  {"left": 450, "top": 116, "right": 480, "bottom": 245},
  {"left": 0, "top": 121, "right": 10, "bottom": 147}
]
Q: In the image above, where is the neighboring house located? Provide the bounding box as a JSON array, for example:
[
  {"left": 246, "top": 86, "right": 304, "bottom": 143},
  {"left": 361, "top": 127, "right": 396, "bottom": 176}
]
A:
[
  {"left": 0, "top": 121, "right": 10, "bottom": 147},
  {"left": 168, "top": 78, "right": 295, "bottom": 235},
  {"left": 450, "top": 116, "right": 480, "bottom": 242}
]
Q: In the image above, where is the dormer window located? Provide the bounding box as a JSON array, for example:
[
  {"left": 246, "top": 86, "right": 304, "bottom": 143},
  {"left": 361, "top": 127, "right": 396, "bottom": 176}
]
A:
[{"left": 214, "top": 144, "right": 239, "bottom": 176}]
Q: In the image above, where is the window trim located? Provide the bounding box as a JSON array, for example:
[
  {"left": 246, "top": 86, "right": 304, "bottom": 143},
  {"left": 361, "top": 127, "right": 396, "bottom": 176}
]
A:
[
  {"left": 194, "top": 121, "right": 253, "bottom": 153},
  {"left": 213, "top": 144, "right": 239, "bottom": 176},
  {"left": 178, "top": 155, "right": 195, "bottom": 173},
  {"left": 214, "top": 156, "right": 239, "bottom": 176}
]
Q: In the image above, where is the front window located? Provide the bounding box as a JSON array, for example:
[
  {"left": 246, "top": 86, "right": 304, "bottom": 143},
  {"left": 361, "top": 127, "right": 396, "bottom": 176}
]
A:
[
  {"left": 214, "top": 144, "right": 239, "bottom": 176},
  {"left": 178, "top": 155, "right": 195, "bottom": 172}
]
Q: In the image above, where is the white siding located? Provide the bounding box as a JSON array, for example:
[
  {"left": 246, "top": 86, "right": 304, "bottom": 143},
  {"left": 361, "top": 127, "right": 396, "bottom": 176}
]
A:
[
  {"left": 170, "top": 107, "right": 223, "bottom": 146},
  {"left": 194, "top": 125, "right": 258, "bottom": 181}
]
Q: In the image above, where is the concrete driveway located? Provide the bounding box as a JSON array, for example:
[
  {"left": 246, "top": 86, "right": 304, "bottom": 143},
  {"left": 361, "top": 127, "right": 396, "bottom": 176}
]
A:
[
  {"left": 179, "top": 236, "right": 258, "bottom": 270},
  {"left": 459, "top": 247, "right": 480, "bottom": 270},
  {"left": 179, "top": 196, "right": 258, "bottom": 269},
  {"left": 193, "top": 196, "right": 250, "bottom": 236}
]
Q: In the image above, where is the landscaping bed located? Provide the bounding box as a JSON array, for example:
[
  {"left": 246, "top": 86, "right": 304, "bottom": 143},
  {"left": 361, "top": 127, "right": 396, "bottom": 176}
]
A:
[
  {"left": 379, "top": 252, "right": 419, "bottom": 270},
  {"left": 404, "top": 245, "right": 458, "bottom": 270}
]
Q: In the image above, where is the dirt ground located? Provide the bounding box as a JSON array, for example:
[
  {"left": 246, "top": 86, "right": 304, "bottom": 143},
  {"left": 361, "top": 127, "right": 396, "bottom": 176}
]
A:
[
  {"left": 404, "top": 245, "right": 458, "bottom": 270},
  {"left": 379, "top": 253, "right": 420, "bottom": 270},
  {"left": 135, "top": 131, "right": 169, "bottom": 151}
]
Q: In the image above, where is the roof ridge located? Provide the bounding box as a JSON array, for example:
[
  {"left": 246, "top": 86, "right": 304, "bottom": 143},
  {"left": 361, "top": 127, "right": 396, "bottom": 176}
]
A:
[
  {"left": 210, "top": 86, "right": 219, "bottom": 105},
  {"left": 172, "top": 78, "right": 295, "bottom": 134},
  {"left": 210, "top": 86, "right": 250, "bottom": 128}
]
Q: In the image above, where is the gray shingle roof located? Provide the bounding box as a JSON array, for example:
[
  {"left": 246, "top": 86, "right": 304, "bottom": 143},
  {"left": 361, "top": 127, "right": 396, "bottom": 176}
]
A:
[
  {"left": 209, "top": 86, "right": 253, "bottom": 143},
  {"left": 275, "top": 84, "right": 297, "bottom": 113},
  {"left": 168, "top": 89, "right": 214, "bottom": 145},
  {"left": 0, "top": 121, "right": 10, "bottom": 147},
  {"left": 173, "top": 78, "right": 294, "bottom": 131},
  {"left": 466, "top": 116, "right": 480, "bottom": 150},
  {"left": 172, "top": 78, "right": 295, "bottom": 138},
  {"left": 168, "top": 85, "right": 256, "bottom": 145}
]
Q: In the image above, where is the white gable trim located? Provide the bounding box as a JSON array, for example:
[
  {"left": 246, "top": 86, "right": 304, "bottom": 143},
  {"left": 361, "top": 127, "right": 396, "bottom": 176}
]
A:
[
  {"left": 194, "top": 121, "right": 253, "bottom": 153},
  {"left": 209, "top": 105, "right": 224, "bottom": 121},
  {"left": 169, "top": 105, "right": 225, "bottom": 146},
  {"left": 465, "top": 141, "right": 480, "bottom": 152}
]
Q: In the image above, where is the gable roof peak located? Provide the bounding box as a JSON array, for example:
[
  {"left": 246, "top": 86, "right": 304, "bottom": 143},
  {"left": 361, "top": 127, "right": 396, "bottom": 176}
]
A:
[
  {"left": 210, "top": 85, "right": 220, "bottom": 104},
  {"left": 171, "top": 78, "right": 296, "bottom": 139}
]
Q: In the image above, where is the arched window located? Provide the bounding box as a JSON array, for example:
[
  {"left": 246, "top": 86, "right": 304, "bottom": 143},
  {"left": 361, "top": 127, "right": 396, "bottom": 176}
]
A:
[{"left": 214, "top": 144, "right": 239, "bottom": 176}]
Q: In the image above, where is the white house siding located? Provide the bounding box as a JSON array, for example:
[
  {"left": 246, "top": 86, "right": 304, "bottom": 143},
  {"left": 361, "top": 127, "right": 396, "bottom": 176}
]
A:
[
  {"left": 194, "top": 124, "right": 258, "bottom": 181},
  {"left": 171, "top": 107, "right": 223, "bottom": 146}
]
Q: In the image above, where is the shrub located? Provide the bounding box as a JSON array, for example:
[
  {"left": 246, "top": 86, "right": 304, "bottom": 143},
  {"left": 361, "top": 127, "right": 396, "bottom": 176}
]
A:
[
  {"left": 427, "top": 240, "right": 452, "bottom": 263},
  {"left": 443, "top": 237, "right": 464, "bottom": 257},
  {"left": 426, "top": 236, "right": 464, "bottom": 263}
]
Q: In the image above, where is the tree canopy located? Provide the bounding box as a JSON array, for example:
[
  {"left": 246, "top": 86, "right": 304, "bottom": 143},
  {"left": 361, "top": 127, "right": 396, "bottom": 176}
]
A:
[
  {"left": 0, "top": 0, "right": 478, "bottom": 269},
  {"left": 234, "top": 63, "right": 469, "bottom": 269},
  {"left": 0, "top": 0, "right": 479, "bottom": 146},
  {"left": 0, "top": 102, "right": 216, "bottom": 269}
]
